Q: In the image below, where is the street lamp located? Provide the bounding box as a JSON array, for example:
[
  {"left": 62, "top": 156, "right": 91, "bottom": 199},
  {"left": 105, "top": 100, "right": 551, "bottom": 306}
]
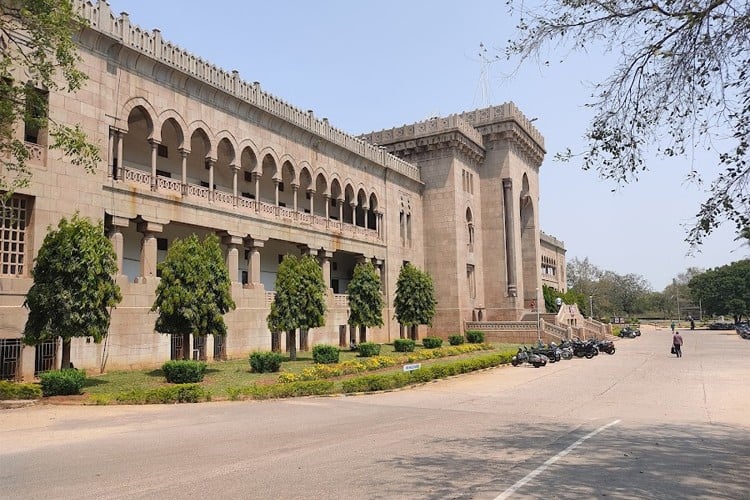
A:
[
  {"left": 536, "top": 287, "right": 541, "bottom": 343},
  {"left": 589, "top": 295, "right": 594, "bottom": 319}
]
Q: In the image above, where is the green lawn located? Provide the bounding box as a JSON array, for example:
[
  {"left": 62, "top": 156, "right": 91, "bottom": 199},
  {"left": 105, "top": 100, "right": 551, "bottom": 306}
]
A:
[{"left": 81, "top": 342, "right": 518, "bottom": 403}]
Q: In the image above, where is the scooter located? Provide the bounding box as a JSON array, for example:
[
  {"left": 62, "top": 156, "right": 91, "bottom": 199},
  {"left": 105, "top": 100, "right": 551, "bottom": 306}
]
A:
[{"left": 511, "top": 346, "right": 548, "bottom": 368}]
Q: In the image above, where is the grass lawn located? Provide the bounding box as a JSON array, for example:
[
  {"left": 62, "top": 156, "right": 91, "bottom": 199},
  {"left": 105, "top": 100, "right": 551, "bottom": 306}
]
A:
[{"left": 80, "top": 342, "right": 518, "bottom": 403}]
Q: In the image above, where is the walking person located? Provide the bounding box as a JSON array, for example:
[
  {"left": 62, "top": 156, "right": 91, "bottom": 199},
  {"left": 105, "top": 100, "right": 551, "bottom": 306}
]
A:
[
  {"left": 670, "top": 320, "right": 676, "bottom": 332},
  {"left": 673, "top": 330, "right": 684, "bottom": 358}
]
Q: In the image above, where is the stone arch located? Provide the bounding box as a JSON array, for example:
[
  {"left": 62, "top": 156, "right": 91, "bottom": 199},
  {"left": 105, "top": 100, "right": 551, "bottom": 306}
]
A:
[
  {"left": 519, "top": 172, "right": 537, "bottom": 308},
  {"left": 258, "top": 148, "right": 280, "bottom": 177},
  {"left": 157, "top": 109, "right": 188, "bottom": 149},
  {"left": 121, "top": 105, "right": 155, "bottom": 172},
  {"left": 329, "top": 176, "right": 343, "bottom": 201},
  {"left": 120, "top": 97, "right": 157, "bottom": 138},
  {"left": 343, "top": 183, "right": 356, "bottom": 224},
  {"left": 367, "top": 192, "right": 379, "bottom": 230},
  {"left": 187, "top": 121, "right": 214, "bottom": 158},
  {"left": 215, "top": 132, "right": 239, "bottom": 163},
  {"left": 466, "top": 206, "right": 475, "bottom": 252},
  {"left": 187, "top": 128, "right": 212, "bottom": 181}
]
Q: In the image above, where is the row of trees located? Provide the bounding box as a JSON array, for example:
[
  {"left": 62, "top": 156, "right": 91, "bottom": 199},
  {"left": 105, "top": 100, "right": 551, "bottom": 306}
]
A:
[
  {"left": 22, "top": 215, "right": 438, "bottom": 366},
  {"left": 561, "top": 256, "right": 750, "bottom": 323}
]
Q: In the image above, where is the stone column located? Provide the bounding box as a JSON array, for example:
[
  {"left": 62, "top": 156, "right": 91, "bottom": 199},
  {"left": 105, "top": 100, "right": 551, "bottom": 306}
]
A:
[
  {"left": 206, "top": 158, "right": 215, "bottom": 202},
  {"left": 318, "top": 249, "right": 333, "bottom": 288},
  {"left": 222, "top": 233, "right": 244, "bottom": 283},
  {"left": 273, "top": 179, "right": 280, "bottom": 206},
  {"left": 136, "top": 219, "right": 164, "bottom": 283},
  {"left": 231, "top": 164, "right": 239, "bottom": 205},
  {"left": 350, "top": 201, "right": 357, "bottom": 226},
  {"left": 308, "top": 189, "right": 315, "bottom": 215},
  {"left": 179, "top": 148, "right": 188, "bottom": 196},
  {"left": 115, "top": 129, "right": 124, "bottom": 180},
  {"left": 149, "top": 139, "right": 159, "bottom": 191},
  {"left": 502, "top": 178, "right": 517, "bottom": 297},
  {"left": 324, "top": 195, "right": 330, "bottom": 219},
  {"left": 338, "top": 198, "right": 344, "bottom": 221},
  {"left": 253, "top": 172, "right": 260, "bottom": 207},
  {"left": 107, "top": 216, "right": 130, "bottom": 276},
  {"left": 374, "top": 258, "right": 385, "bottom": 293},
  {"left": 292, "top": 184, "right": 299, "bottom": 212},
  {"left": 107, "top": 128, "right": 114, "bottom": 179},
  {"left": 247, "top": 238, "right": 265, "bottom": 286}
]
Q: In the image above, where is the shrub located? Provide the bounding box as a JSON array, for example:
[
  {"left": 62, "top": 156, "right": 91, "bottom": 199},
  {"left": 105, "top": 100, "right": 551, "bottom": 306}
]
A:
[
  {"left": 357, "top": 342, "right": 381, "bottom": 357},
  {"left": 249, "top": 351, "right": 284, "bottom": 373},
  {"left": 116, "top": 384, "right": 209, "bottom": 404},
  {"left": 465, "top": 330, "right": 485, "bottom": 343},
  {"left": 449, "top": 335, "right": 465, "bottom": 346},
  {"left": 394, "top": 338, "right": 416, "bottom": 352},
  {"left": 39, "top": 369, "right": 87, "bottom": 396},
  {"left": 422, "top": 337, "right": 443, "bottom": 349},
  {"left": 312, "top": 344, "right": 340, "bottom": 364},
  {"left": 161, "top": 360, "right": 206, "bottom": 383},
  {"left": 0, "top": 380, "right": 42, "bottom": 400}
]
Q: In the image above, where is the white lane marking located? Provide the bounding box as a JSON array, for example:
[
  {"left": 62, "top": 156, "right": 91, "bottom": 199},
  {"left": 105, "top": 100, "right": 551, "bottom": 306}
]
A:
[{"left": 494, "top": 419, "right": 621, "bottom": 500}]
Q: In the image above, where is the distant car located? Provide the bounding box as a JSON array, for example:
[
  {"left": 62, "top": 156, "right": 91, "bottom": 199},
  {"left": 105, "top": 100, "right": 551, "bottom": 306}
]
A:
[{"left": 708, "top": 322, "right": 735, "bottom": 330}]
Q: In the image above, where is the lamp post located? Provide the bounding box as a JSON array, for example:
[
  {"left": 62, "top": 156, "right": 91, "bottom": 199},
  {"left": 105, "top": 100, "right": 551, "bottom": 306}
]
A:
[
  {"left": 536, "top": 287, "right": 541, "bottom": 343},
  {"left": 589, "top": 295, "right": 593, "bottom": 319}
]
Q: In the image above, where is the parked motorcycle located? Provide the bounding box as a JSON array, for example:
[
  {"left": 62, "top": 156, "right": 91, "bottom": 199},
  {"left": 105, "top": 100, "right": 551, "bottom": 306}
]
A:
[
  {"left": 511, "top": 346, "right": 548, "bottom": 368},
  {"left": 572, "top": 338, "right": 599, "bottom": 359},
  {"left": 596, "top": 339, "right": 616, "bottom": 355}
]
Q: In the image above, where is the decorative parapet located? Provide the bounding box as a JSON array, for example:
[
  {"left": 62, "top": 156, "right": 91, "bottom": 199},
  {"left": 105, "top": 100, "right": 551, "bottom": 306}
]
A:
[
  {"left": 361, "top": 115, "right": 484, "bottom": 149},
  {"left": 540, "top": 231, "right": 565, "bottom": 250},
  {"left": 465, "top": 321, "right": 537, "bottom": 331},
  {"left": 74, "top": 1, "right": 421, "bottom": 184},
  {"left": 459, "top": 102, "right": 544, "bottom": 149}
]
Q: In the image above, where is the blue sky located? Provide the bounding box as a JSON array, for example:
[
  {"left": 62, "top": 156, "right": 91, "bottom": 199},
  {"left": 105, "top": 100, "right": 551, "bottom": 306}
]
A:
[{"left": 103, "top": 0, "right": 743, "bottom": 291}]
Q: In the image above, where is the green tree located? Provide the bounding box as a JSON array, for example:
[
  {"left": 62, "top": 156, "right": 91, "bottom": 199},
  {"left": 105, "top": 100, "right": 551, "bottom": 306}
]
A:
[
  {"left": 347, "top": 262, "right": 384, "bottom": 342},
  {"left": 267, "top": 254, "right": 327, "bottom": 361},
  {"left": 394, "top": 263, "right": 436, "bottom": 339},
  {"left": 689, "top": 260, "right": 750, "bottom": 323},
  {"left": 23, "top": 214, "right": 122, "bottom": 369},
  {"left": 506, "top": 0, "right": 750, "bottom": 245},
  {"left": 151, "top": 234, "right": 235, "bottom": 359},
  {"left": 1, "top": 0, "right": 99, "bottom": 203}
]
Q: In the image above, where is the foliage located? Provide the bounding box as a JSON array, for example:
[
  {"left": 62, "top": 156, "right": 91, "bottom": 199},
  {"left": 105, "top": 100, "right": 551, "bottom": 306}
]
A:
[
  {"left": 465, "top": 330, "right": 485, "bottom": 343},
  {"left": 448, "top": 335, "right": 465, "bottom": 346},
  {"left": 357, "top": 342, "right": 381, "bottom": 357},
  {"left": 422, "top": 337, "right": 443, "bottom": 349},
  {"left": 248, "top": 351, "right": 284, "bottom": 373},
  {"left": 312, "top": 344, "right": 340, "bottom": 364},
  {"left": 227, "top": 380, "right": 336, "bottom": 400},
  {"left": 394, "top": 338, "right": 416, "bottom": 352},
  {"left": 506, "top": 0, "right": 750, "bottom": 245},
  {"left": 689, "top": 260, "right": 750, "bottom": 323},
  {"left": 543, "top": 284, "right": 587, "bottom": 315},
  {"left": 394, "top": 263, "right": 437, "bottom": 327},
  {"left": 161, "top": 360, "right": 206, "bottom": 383},
  {"left": 347, "top": 262, "right": 384, "bottom": 328},
  {"left": 267, "top": 254, "right": 327, "bottom": 361},
  {"left": 115, "top": 384, "right": 210, "bottom": 404},
  {"left": 39, "top": 369, "right": 86, "bottom": 396},
  {"left": 0, "top": 0, "right": 100, "bottom": 201},
  {"left": 152, "top": 234, "right": 235, "bottom": 350},
  {"left": 0, "top": 380, "right": 42, "bottom": 399},
  {"left": 23, "top": 214, "right": 122, "bottom": 368},
  {"left": 341, "top": 351, "right": 516, "bottom": 393}
]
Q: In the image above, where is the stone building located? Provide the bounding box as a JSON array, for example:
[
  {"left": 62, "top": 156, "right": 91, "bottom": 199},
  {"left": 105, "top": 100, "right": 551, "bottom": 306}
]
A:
[{"left": 0, "top": 1, "right": 565, "bottom": 380}]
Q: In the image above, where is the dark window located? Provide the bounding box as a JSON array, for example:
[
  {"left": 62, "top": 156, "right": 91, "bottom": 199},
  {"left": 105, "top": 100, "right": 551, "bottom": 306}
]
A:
[
  {"left": 0, "top": 339, "right": 22, "bottom": 381},
  {"left": 279, "top": 202, "right": 286, "bottom": 207},
  {"left": 241, "top": 192, "right": 255, "bottom": 199},
  {"left": 331, "top": 198, "right": 337, "bottom": 207},
  {"left": 331, "top": 279, "right": 339, "bottom": 294},
  {"left": 156, "top": 169, "right": 171, "bottom": 178},
  {"left": 244, "top": 171, "right": 253, "bottom": 182},
  {"left": 24, "top": 87, "right": 48, "bottom": 144},
  {"left": 332, "top": 262, "right": 338, "bottom": 271},
  {"left": 278, "top": 182, "right": 284, "bottom": 192},
  {"left": 241, "top": 270, "right": 248, "bottom": 285},
  {"left": 157, "top": 144, "right": 168, "bottom": 158},
  {"left": 157, "top": 238, "right": 168, "bottom": 251},
  {"left": 1, "top": 195, "right": 30, "bottom": 276},
  {"left": 278, "top": 254, "right": 284, "bottom": 264}
]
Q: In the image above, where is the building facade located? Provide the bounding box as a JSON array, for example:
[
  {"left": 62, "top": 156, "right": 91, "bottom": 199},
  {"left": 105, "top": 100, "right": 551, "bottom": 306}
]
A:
[{"left": 0, "top": 1, "right": 564, "bottom": 380}]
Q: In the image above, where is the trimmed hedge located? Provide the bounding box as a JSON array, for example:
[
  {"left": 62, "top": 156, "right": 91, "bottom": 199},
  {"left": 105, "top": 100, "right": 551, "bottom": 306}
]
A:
[
  {"left": 312, "top": 344, "right": 340, "bottom": 364},
  {"left": 226, "top": 380, "right": 335, "bottom": 401},
  {"left": 394, "top": 338, "right": 416, "bottom": 352},
  {"left": 115, "top": 384, "right": 210, "bottom": 404},
  {"left": 0, "top": 380, "right": 42, "bottom": 400},
  {"left": 422, "top": 337, "right": 443, "bottom": 349},
  {"left": 161, "top": 360, "right": 207, "bottom": 383},
  {"left": 342, "top": 351, "right": 515, "bottom": 393},
  {"left": 249, "top": 351, "right": 284, "bottom": 373},
  {"left": 449, "top": 335, "right": 465, "bottom": 346},
  {"left": 465, "top": 330, "right": 485, "bottom": 343},
  {"left": 357, "top": 342, "right": 381, "bottom": 357},
  {"left": 39, "top": 369, "right": 87, "bottom": 396}
]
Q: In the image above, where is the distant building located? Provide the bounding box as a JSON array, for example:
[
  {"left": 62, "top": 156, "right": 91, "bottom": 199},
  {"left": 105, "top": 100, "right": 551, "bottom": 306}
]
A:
[{"left": 0, "top": 1, "right": 565, "bottom": 379}]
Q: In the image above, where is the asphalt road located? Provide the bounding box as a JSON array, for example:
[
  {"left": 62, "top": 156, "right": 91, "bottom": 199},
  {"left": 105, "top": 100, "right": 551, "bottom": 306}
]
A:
[{"left": 2, "top": 325, "right": 749, "bottom": 499}]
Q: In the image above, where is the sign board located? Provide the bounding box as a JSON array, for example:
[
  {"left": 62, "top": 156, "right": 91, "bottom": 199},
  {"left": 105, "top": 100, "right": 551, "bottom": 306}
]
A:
[{"left": 403, "top": 363, "right": 421, "bottom": 372}]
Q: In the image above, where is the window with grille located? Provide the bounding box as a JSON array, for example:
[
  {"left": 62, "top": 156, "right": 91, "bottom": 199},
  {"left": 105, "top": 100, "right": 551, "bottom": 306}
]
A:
[{"left": 1, "top": 196, "right": 29, "bottom": 276}]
